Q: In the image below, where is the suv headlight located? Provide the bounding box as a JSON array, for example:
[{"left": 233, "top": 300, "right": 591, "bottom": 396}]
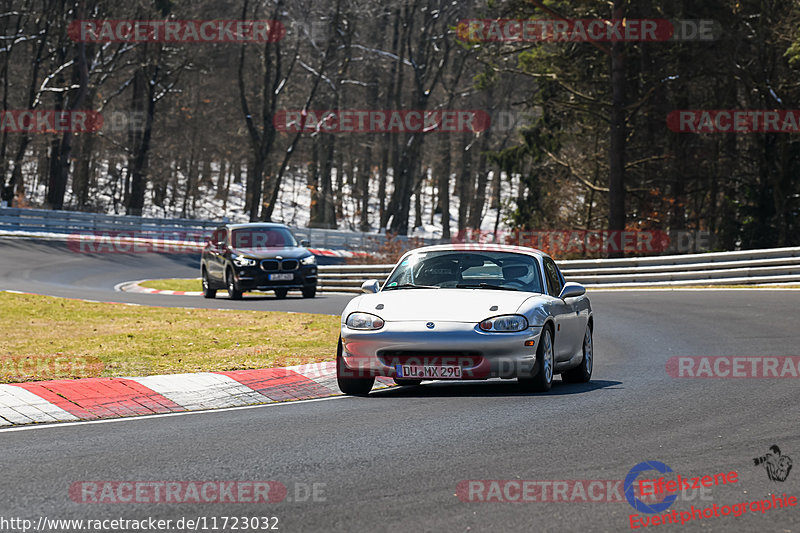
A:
[
  {"left": 300, "top": 254, "right": 316, "bottom": 265},
  {"left": 346, "top": 312, "right": 385, "bottom": 330},
  {"left": 479, "top": 315, "right": 528, "bottom": 332},
  {"left": 233, "top": 255, "right": 257, "bottom": 267}
]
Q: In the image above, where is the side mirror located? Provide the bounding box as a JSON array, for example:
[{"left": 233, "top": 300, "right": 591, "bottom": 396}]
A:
[
  {"left": 300, "top": 239, "right": 310, "bottom": 247},
  {"left": 559, "top": 282, "right": 585, "bottom": 299},
  {"left": 361, "top": 280, "right": 380, "bottom": 294}
]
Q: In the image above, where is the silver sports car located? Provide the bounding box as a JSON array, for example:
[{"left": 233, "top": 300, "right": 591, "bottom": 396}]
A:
[{"left": 337, "top": 244, "right": 594, "bottom": 395}]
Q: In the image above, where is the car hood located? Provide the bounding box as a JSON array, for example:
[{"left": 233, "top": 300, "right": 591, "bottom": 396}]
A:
[
  {"left": 355, "top": 289, "right": 542, "bottom": 323},
  {"left": 231, "top": 247, "right": 310, "bottom": 259}
]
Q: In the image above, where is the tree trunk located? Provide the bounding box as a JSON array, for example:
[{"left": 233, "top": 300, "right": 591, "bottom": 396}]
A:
[{"left": 607, "top": 0, "right": 627, "bottom": 257}]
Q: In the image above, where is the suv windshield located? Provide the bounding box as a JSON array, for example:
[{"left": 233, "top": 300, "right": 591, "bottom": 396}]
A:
[
  {"left": 384, "top": 251, "right": 544, "bottom": 293},
  {"left": 230, "top": 228, "right": 297, "bottom": 249}
]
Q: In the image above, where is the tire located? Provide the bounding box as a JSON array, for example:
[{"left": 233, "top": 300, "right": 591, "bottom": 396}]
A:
[
  {"left": 202, "top": 269, "right": 216, "bottom": 299},
  {"left": 274, "top": 288, "right": 288, "bottom": 299},
  {"left": 336, "top": 337, "right": 374, "bottom": 396},
  {"left": 226, "top": 268, "right": 243, "bottom": 300},
  {"left": 302, "top": 285, "right": 317, "bottom": 298},
  {"left": 562, "top": 325, "right": 593, "bottom": 383},
  {"left": 393, "top": 378, "right": 423, "bottom": 387},
  {"left": 519, "top": 325, "right": 554, "bottom": 392}
]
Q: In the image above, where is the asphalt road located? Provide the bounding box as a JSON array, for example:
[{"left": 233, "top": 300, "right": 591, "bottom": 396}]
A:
[
  {"left": 0, "top": 237, "right": 353, "bottom": 314},
  {"left": 1, "top": 237, "right": 799, "bottom": 532}
]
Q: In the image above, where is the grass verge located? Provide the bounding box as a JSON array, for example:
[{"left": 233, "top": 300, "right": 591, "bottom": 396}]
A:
[
  {"left": 139, "top": 278, "right": 202, "bottom": 292},
  {"left": 0, "top": 292, "right": 339, "bottom": 383}
]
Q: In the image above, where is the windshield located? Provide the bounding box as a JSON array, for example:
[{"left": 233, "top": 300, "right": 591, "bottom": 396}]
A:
[
  {"left": 383, "top": 251, "right": 544, "bottom": 293},
  {"left": 230, "top": 228, "right": 298, "bottom": 249}
]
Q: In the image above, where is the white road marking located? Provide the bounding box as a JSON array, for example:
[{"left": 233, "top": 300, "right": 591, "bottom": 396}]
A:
[
  {"left": 0, "top": 394, "right": 349, "bottom": 433},
  {"left": 0, "top": 385, "right": 79, "bottom": 424},
  {"left": 128, "top": 372, "right": 270, "bottom": 410}
]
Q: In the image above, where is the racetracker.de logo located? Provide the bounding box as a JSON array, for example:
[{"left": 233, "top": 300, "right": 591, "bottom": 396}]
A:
[
  {"left": 456, "top": 19, "right": 719, "bottom": 43},
  {"left": 0, "top": 110, "right": 103, "bottom": 134},
  {"left": 69, "top": 481, "right": 287, "bottom": 504},
  {"left": 273, "top": 110, "right": 490, "bottom": 134},
  {"left": 0, "top": 355, "right": 103, "bottom": 379},
  {"left": 667, "top": 110, "right": 800, "bottom": 133},
  {"left": 66, "top": 231, "right": 207, "bottom": 254},
  {"left": 457, "top": 19, "right": 673, "bottom": 42},
  {"left": 455, "top": 479, "right": 711, "bottom": 504},
  {"left": 666, "top": 356, "right": 800, "bottom": 378},
  {"left": 68, "top": 20, "right": 286, "bottom": 43}
]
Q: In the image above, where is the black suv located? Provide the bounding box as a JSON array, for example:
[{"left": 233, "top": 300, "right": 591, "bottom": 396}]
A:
[{"left": 201, "top": 223, "right": 318, "bottom": 299}]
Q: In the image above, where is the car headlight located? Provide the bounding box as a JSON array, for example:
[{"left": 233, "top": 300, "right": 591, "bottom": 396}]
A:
[
  {"left": 233, "top": 255, "right": 257, "bottom": 267},
  {"left": 300, "top": 254, "right": 316, "bottom": 265},
  {"left": 346, "top": 312, "right": 385, "bottom": 330},
  {"left": 479, "top": 315, "right": 528, "bottom": 332}
]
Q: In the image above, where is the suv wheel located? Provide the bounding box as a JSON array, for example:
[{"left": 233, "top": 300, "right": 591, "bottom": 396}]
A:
[
  {"left": 302, "top": 285, "right": 317, "bottom": 298},
  {"left": 202, "top": 269, "right": 216, "bottom": 299},
  {"left": 226, "top": 268, "right": 243, "bottom": 300}
]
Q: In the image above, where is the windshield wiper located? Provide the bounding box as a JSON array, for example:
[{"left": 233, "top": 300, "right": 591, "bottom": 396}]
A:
[
  {"left": 455, "top": 283, "right": 518, "bottom": 291},
  {"left": 383, "top": 283, "right": 439, "bottom": 290}
]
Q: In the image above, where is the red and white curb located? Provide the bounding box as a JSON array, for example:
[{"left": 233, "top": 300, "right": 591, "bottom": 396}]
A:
[
  {"left": 0, "top": 362, "right": 394, "bottom": 427},
  {"left": 116, "top": 279, "right": 202, "bottom": 296}
]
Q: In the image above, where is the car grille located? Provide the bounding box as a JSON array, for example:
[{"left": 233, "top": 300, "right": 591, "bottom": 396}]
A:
[
  {"left": 377, "top": 351, "right": 483, "bottom": 369},
  {"left": 260, "top": 259, "right": 299, "bottom": 271},
  {"left": 261, "top": 259, "right": 280, "bottom": 271},
  {"left": 281, "top": 259, "right": 299, "bottom": 270}
]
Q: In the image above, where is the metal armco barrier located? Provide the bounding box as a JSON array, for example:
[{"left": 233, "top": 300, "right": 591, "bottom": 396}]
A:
[
  {"left": 2, "top": 208, "right": 799, "bottom": 291},
  {"left": 318, "top": 247, "right": 800, "bottom": 293},
  {"left": 0, "top": 207, "right": 436, "bottom": 251}
]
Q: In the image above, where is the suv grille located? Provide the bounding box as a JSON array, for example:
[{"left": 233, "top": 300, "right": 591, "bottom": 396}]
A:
[
  {"left": 281, "top": 259, "right": 299, "bottom": 271},
  {"left": 260, "top": 259, "right": 280, "bottom": 271},
  {"left": 260, "top": 259, "right": 300, "bottom": 271}
]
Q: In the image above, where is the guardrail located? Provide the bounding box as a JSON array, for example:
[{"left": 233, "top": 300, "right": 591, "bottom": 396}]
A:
[
  {"left": 0, "top": 207, "right": 437, "bottom": 251},
  {"left": 318, "top": 247, "right": 800, "bottom": 293},
  {"left": 3, "top": 208, "right": 800, "bottom": 290}
]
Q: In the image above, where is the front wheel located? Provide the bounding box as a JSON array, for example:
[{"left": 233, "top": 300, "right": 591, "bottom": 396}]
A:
[
  {"left": 202, "top": 269, "right": 216, "bottom": 299},
  {"left": 336, "top": 337, "right": 374, "bottom": 396},
  {"left": 562, "top": 325, "right": 593, "bottom": 383},
  {"left": 302, "top": 285, "right": 317, "bottom": 298},
  {"left": 519, "top": 326, "right": 554, "bottom": 392},
  {"left": 226, "top": 269, "right": 243, "bottom": 300}
]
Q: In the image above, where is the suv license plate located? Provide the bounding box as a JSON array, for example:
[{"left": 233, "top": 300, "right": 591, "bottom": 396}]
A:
[{"left": 269, "top": 273, "right": 294, "bottom": 281}]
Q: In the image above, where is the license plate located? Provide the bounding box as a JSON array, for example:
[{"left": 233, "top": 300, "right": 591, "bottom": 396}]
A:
[
  {"left": 269, "top": 273, "right": 294, "bottom": 281},
  {"left": 396, "top": 365, "right": 462, "bottom": 379}
]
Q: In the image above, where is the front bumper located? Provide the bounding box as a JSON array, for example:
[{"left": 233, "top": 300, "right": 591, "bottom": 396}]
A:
[
  {"left": 340, "top": 321, "right": 543, "bottom": 379},
  {"left": 234, "top": 265, "right": 317, "bottom": 290}
]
